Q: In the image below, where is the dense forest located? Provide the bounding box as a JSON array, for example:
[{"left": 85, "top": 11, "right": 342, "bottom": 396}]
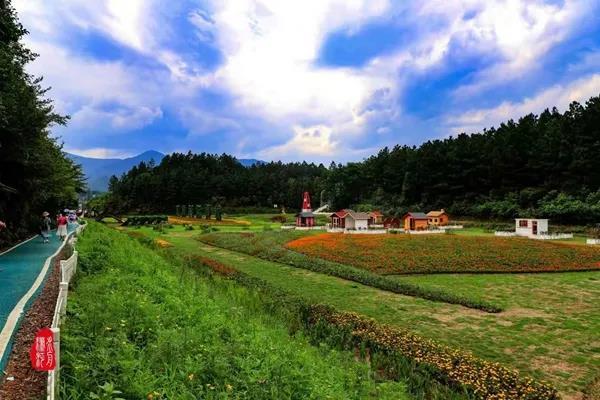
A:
[
  {"left": 0, "top": 0, "right": 84, "bottom": 247},
  {"left": 104, "top": 95, "right": 600, "bottom": 224}
]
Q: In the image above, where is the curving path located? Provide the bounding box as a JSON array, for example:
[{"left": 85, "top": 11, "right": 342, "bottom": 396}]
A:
[{"left": 0, "top": 224, "right": 76, "bottom": 369}]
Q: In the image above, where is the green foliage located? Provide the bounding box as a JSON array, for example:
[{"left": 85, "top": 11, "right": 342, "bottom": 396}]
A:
[
  {"left": 121, "top": 215, "right": 167, "bottom": 226},
  {"left": 61, "top": 223, "right": 409, "bottom": 399},
  {"left": 89, "top": 383, "right": 125, "bottom": 400},
  {"left": 198, "top": 232, "right": 502, "bottom": 312},
  {"left": 0, "top": 0, "right": 84, "bottom": 246}
]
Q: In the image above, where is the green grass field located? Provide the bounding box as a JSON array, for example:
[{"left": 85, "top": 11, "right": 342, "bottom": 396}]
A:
[
  {"left": 61, "top": 223, "right": 408, "bottom": 399},
  {"left": 123, "top": 225, "right": 600, "bottom": 398}
]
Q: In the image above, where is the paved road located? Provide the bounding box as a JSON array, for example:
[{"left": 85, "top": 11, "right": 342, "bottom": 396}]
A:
[{"left": 0, "top": 223, "right": 76, "bottom": 368}]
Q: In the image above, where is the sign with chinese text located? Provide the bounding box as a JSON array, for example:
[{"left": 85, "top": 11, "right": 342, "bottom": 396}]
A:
[{"left": 29, "top": 328, "right": 56, "bottom": 371}]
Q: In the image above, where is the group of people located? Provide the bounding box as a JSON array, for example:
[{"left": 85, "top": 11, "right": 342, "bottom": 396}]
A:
[
  {"left": 40, "top": 210, "right": 76, "bottom": 243},
  {"left": 0, "top": 210, "right": 77, "bottom": 243}
]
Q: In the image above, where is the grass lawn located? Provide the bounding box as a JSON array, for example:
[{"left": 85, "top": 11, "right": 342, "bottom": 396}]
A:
[
  {"left": 127, "top": 227, "right": 600, "bottom": 398},
  {"left": 285, "top": 233, "right": 600, "bottom": 274},
  {"left": 61, "top": 223, "right": 408, "bottom": 399}
]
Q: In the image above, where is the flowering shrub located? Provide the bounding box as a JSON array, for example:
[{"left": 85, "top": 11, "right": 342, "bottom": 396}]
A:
[
  {"left": 189, "top": 255, "right": 560, "bottom": 400},
  {"left": 306, "top": 305, "right": 559, "bottom": 400},
  {"left": 286, "top": 234, "right": 600, "bottom": 274}
]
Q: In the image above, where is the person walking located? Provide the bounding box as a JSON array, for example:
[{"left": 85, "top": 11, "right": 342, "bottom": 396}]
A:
[
  {"left": 56, "top": 212, "right": 68, "bottom": 241},
  {"left": 40, "top": 212, "right": 51, "bottom": 243}
]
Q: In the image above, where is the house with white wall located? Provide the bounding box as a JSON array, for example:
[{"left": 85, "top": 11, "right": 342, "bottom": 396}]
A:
[
  {"left": 330, "top": 209, "right": 370, "bottom": 230},
  {"left": 495, "top": 218, "right": 573, "bottom": 240},
  {"left": 515, "top": 218, "right": 548, "bottom": 237}
]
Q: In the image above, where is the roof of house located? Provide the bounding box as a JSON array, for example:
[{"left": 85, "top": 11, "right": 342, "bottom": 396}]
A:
[
  {"left": 330, "top": 209, "right": 370, "bottom": 220},
  {"left": 296, "top": 211, "right": 315, "bottom": 218},
  {"left": 369, "top": 211, "right": 383, "bottom": 217},
  {"left": 403, "top": 212, "right": 429, "bottom": 219},
  {"left": 427, "top": 210, "right": 447, "bottom": 217}
]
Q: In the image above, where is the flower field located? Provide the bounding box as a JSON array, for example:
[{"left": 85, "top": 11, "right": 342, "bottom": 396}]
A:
[
  {"left": 285, "top": 233, "right": 600, "bottom": 274},
  {"left": 189, "top": 249, "right": 559, "bottom": 400}
]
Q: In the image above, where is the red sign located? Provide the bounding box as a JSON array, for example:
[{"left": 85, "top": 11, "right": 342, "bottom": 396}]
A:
[{"left": 30, "top": 328, "right": 56, "bottom": 371}]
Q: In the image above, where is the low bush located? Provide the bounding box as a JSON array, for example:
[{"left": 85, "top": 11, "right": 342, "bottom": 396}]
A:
[{"left": 121, "top": 215, "right": 167, "bottom": 226}]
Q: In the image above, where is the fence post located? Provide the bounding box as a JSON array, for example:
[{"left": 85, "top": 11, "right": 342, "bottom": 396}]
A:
[
  {"left": 72, "top": 251, "right": 78, "bottom": 277},
  {"left": 59, "top": 283, "right": 69, "bottom": 316},
  {"left": 50, "top": 327, "right": 60, "bottom": 399}
]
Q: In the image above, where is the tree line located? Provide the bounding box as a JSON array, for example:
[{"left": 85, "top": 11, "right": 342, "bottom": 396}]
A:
[
  {"left": 103, "top": 94, "right": 600, "bottom": 225},
  {"left": 0, "top": 0, "right": 84, "bottom": 247}
]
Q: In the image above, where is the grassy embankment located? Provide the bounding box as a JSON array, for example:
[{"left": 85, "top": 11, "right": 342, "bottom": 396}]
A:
[
  {"left": 60, "top": 222, "right": 409, "bottom": 399},
  {"left": 128, "top": 227, "right": 599, "bottom": 398}
]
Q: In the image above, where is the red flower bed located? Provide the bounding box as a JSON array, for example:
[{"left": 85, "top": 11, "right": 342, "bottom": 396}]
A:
[{"left": 285, "top": 233, "right": 600, "bottom": 274}]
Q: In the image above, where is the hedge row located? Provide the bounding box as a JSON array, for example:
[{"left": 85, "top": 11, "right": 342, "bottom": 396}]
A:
[
  {"left": 186, "top": 254, "right": 559, "bottom": 400},
  {"left": 121, "top": 215, "right": 167, "bottom": 226}
]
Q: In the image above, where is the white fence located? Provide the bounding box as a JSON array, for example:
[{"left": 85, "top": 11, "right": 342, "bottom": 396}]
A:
[
  {"left": 48, "top": 223, "right": 85, "bottom": 400},
  {"left": 587, "top": 238, "right": 600, "bottom": 245},
  {"left": 345, "top": 229, "right": 387, "bottom": 235},
  {"left": 495, "top": 231, "right": 573, "bottom": 240},
  {"left": 407, "top": 229, "right": 447, "bottom": 235},
  {"left": 495, "top": 231, "right": 517, "bottom": 237},
  {"left": 531, "top": 233, "right": 573, "bottom": 240}
]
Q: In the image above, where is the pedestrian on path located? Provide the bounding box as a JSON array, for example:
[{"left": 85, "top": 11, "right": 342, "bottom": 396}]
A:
[
  {"left": 56, "top": 213, "right": 68, "bottom": 241},
  {"left": 40, "top": 212, "right": 51, "bottom": 243}
]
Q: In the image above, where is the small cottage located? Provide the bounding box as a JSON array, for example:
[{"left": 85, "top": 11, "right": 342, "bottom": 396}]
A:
[
  {"left": 402, "top": 212, "right": 429, "bottom": 231},
  {"left": 383, "top": 217, "right": 402, "bottom": 229},
  {"left": 295, "top": 192, "right": 315, "bottom": 227},
  {"left": 515, "top": 218, "right": 548, "bottom": 237},
  {"left": 427, "top": 209, "right": 449, "bottom": 226},
  {"left": 330, "top": 209, "right": 370, "bottom": 230},
  {"left": 369, "top": 211, "right": 384, "bottom": 225}
]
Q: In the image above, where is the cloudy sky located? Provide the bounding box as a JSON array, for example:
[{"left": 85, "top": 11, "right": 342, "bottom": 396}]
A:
[{"left": 13, "top": 0, "right": 600, "bottom": 162}]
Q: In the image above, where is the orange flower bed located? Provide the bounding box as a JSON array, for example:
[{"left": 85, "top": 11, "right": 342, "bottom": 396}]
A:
[
  {"left": 154, "top": 239, "right": 172, "bottom": 248},
  {"left": 285, "top": 233, "right": 600, "bottom": 274}
]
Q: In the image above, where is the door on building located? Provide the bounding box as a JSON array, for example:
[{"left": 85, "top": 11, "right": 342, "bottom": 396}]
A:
[
  {"left": 410, "top": 218, "right": 415, "bottom": 230},
  {"left": 532, "top": 220, "right": 538, "bottom": 235}
]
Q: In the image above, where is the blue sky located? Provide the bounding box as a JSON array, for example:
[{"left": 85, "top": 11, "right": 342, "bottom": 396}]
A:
[{"left": 14, "top": 0, "right": 600, "bottom": 162}]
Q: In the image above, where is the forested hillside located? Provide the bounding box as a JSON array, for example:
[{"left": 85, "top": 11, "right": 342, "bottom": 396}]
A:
[
  {"left": 105, "top": 95, "right": 600, "bottom": 224},
  {"left": 0, "top": 0, "right": 84, "bottom": 246}
]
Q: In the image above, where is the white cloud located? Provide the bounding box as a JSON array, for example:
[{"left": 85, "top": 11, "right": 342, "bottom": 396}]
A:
[
  {"left": 447, "top": 74, "right": 600, "bottom": 134},
  {"left": 13, "top": 0, "right": 599, "bottom": 161},
  {"left": 259, "top": 125, "right": 338, "bottom": 159},
  {"left": 207, "top": 0, "right": 394, "bottom": 128},
  {"left": 70, "top": 105, "right": 162, "bottom": 132},
  {"left": 66, "top": 147, "right": 134, "bottom": 159}
]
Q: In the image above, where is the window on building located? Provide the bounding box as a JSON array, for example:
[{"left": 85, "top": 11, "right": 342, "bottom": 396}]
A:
[{"left": 519, "top": 220, "right": 528, "bottom": 227}]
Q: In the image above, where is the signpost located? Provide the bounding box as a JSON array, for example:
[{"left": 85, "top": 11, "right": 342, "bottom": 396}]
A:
[{"left": 30, "top": 328, "right": 56, "bottom": 371}]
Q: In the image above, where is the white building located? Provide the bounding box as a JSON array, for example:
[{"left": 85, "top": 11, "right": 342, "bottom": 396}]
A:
[
  {"left": 330, "top": 209, "right": 370, "bottom": 230},
  {"left": 515, "top": 218, "right": 548, "bottom": 237}
]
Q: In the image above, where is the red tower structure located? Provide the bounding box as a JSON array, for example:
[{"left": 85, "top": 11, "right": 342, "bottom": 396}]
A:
[{"left": 295, "top": 191, "right": 315, "bottom": 227}]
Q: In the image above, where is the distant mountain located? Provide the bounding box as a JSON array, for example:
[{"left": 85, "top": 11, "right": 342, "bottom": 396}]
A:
[
  {"left": 238, "top": 158, "right": 265, "bottom": 167},
  {"left": 67, "top": 150, "right": 165, "bottom": 192},
  {"left": 68, "top": 150, "right": 265, "bottom": 191}
]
